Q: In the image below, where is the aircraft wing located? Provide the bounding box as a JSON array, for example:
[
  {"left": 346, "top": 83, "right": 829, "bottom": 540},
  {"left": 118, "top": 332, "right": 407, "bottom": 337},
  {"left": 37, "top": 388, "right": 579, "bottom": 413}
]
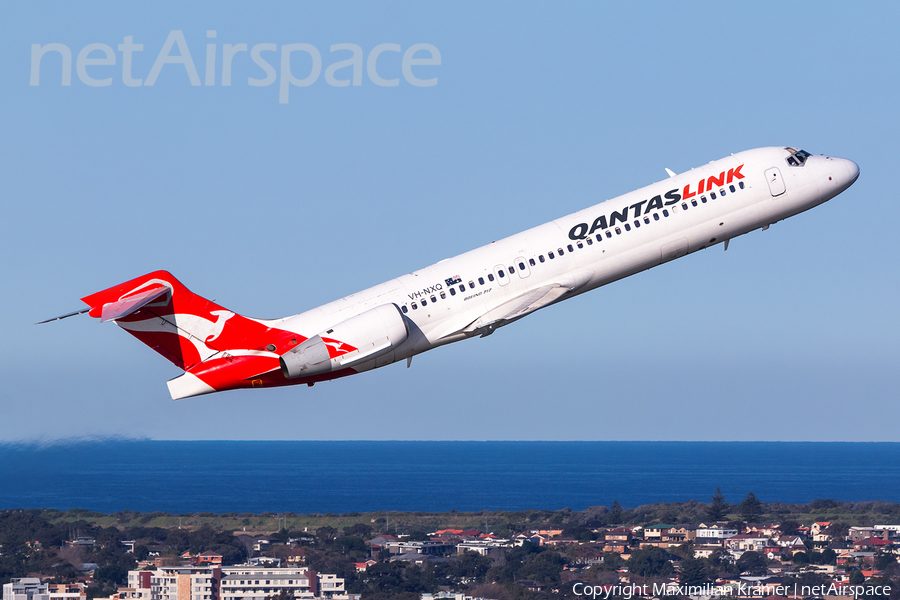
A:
[{"left": 435, "top": 284, "right": 570, "bottom": 340}]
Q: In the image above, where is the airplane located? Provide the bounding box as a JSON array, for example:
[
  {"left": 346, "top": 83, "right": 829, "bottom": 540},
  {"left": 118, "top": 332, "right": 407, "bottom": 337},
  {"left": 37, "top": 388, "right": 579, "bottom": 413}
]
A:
[{"left": 42, "top": 146, "right": 859, "bottom": 400}]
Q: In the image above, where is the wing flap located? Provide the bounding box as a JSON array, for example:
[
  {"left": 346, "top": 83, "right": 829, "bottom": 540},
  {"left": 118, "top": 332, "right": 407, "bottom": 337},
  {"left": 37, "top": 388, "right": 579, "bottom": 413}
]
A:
[
  {"left": 433, "top": 284, "right": 572, "bottom": 341},
  {"left": 464, "top": 284, "right": 569, "bottom": 334}
]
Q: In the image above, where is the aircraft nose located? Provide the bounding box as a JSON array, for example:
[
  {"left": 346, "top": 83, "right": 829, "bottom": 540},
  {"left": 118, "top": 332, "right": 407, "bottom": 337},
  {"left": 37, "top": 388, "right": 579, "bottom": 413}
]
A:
[
  {"left": 827, "top": 157, "right": 859, "bottom": 194},
  {"left": 845, "top": 159, "right": 860, "bottom": 185}
]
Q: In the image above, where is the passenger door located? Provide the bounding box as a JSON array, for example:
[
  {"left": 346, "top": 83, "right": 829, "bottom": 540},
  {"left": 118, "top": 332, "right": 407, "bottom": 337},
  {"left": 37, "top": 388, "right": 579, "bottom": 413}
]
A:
[{"left": 765, "top": 167, "right": 786, "bottom": 196}]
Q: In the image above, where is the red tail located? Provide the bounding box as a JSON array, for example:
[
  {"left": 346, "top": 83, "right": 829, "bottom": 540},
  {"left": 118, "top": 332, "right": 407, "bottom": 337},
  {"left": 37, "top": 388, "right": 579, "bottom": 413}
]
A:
[{"left": 81, "top": 271, "right": 306, "bottom": 398}]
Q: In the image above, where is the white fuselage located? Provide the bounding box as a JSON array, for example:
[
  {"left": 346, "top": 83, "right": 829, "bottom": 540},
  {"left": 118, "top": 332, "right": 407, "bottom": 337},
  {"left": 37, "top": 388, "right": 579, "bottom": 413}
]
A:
[{"left": 269, "top": 147, "right": 859, "bottom": 375}]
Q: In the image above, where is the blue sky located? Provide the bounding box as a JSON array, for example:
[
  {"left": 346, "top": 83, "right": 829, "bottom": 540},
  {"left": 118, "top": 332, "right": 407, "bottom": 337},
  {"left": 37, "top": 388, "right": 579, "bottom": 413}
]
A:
[{"left": 1, "top": 2, "right": 897, "bottom": 442}]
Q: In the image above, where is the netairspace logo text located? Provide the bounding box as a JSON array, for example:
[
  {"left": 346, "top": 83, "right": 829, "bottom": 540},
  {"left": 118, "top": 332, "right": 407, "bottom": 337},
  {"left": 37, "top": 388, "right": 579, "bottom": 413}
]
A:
[{"left": 30, "top": 30, "right": 441, "bottom": 104}]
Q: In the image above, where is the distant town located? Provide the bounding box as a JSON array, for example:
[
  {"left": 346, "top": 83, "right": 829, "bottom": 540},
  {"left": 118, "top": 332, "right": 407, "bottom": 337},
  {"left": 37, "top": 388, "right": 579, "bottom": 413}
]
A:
[{"left": 2, "top": 495, "right": 899, "bottom": 600}]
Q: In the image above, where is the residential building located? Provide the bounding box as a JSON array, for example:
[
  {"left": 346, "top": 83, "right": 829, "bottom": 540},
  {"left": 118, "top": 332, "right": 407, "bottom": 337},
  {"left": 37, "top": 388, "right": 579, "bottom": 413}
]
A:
[
  {"left": 875, "top": 525, "right": 900, "bottom": 538},
  {"left": 387, "top": 541, "right": 454, "bottom": 556},
  {"left": 220, "top": 566, "right": 316, "bottom": 600},
  {"left": 694, "top": 545, "right": 725, "bottom": 559},
  {"left": 853, "top": 537, "right": 893, "bottom": 552},
  {"left": 810, "top": 522, "right": 832, "bottom": 544},
  {"left": 4, "top": 582, "right": 85, "bottom": 600},
  {"left": 775, "top": 536, "right": 806, "bottom": 553},
  {"left": 145, "top": 566, "right": 220, "bottom": 600},
  {"left": 726, "top": 534, "right": 774, "bottom": 557},
  {"left": 3, "top": 579, "right": 49, "bottom": 600},
  {"left": 364, "top": 535, "right": 399, "bottom": 556},
  {"left": 641, "top": 524, "right": 672, "bottom": 547},
  {"left": 696, "top": 525, "right": 738, "bottom": 542},
  {"left": 641, "top": 524, "right": 693, "bottom": 548},
  {"left": 352, "top": 561, "right": 376, "bottom": 573},
  {"left": 47, "top": 584, "right": 86, "bottom": 600},
  {"left": 604, "top": 529, "right": 632, "bottom": 542},
  {"left": 315, "top": 574, "right": 345, "bottom": 600},
  {"left": 128, "top": 565, "right": 346, "bottom": 600},
  {"left": 456, "top": 539, "right": 510, "bottom": 556},
  {"left": 114, "top": 588, "right": 152, "bottom": 600}
]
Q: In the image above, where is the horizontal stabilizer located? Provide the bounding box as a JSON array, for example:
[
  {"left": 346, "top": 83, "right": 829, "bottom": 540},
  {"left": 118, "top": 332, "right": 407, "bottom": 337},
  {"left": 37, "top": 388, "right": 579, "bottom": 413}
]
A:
[
  {"left": 167, "top": 372, "right": 217, "bottom": 400},
  {"left": 94, "top": 283, "right": 171, "bottom": 323}
]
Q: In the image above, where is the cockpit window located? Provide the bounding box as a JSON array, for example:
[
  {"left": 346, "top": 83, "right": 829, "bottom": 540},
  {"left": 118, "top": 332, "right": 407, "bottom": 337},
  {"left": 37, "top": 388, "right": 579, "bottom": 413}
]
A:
[{"left": 785, "top": 147, "right": 812, "bottom": 167}]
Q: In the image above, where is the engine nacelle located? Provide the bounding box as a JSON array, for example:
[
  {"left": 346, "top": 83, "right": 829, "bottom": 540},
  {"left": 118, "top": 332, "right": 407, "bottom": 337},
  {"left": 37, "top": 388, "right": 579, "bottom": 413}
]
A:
[{"left": 280, "top": 304, "right": 409, "bottom": 379}]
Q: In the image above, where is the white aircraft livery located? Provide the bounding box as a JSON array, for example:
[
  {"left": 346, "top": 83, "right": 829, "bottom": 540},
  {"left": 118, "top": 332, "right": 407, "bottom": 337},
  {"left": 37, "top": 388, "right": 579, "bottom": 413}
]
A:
[{"left": 46, "top": 146, "right": 859, "bottom": 399}]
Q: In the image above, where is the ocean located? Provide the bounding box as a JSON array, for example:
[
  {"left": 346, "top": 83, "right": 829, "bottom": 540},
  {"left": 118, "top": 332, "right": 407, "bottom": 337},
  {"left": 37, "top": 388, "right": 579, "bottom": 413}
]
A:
[{"left": 1, "top": 441, "right": 898, "bottom": 514}]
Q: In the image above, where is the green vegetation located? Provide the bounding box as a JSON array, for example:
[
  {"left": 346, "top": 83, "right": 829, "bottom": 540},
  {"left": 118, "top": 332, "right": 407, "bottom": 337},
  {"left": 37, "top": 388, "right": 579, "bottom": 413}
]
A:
[{"left": 26, "top": 497, "right": 900, "bottom": 535}]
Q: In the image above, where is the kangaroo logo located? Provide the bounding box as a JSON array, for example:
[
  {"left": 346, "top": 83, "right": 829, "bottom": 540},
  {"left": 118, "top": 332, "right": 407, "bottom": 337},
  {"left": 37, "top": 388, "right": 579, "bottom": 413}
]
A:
[{"left": 205, "top": 310, "right": 235, "bottom": 343}]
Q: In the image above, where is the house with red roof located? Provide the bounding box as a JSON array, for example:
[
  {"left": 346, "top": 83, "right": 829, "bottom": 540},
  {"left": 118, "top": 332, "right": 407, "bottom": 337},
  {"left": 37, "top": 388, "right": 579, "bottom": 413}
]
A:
[
  {"left": 854, "top": 537, "right": 892, "bottom": 551},
  {"left": 197, "top": 551, "right": 222, "bottom": 565}
]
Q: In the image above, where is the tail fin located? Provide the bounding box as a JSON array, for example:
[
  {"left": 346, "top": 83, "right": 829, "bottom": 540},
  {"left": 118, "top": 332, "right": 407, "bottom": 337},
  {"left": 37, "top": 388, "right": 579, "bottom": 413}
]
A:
[
  {"left": 81, "top": 270, "right": 246, "bottom": 370},
  {"left": 55, "top": 271, "right": 378, "bottom": 398},
  {"left": 81, "top": 271, "right": 305, "bottom": 398}
]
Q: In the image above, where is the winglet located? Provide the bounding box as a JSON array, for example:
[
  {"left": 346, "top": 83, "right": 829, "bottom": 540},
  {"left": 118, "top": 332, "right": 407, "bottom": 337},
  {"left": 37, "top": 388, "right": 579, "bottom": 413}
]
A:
[{"left": 665, "top": 168, "right": 676, "bottom": 178}]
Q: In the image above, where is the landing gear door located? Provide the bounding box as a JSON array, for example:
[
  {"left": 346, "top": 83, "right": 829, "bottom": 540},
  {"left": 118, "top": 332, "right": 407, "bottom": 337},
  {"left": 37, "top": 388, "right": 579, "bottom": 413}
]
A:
[{"left": 765, "top": 167, "right": 786, "bottom": 196}]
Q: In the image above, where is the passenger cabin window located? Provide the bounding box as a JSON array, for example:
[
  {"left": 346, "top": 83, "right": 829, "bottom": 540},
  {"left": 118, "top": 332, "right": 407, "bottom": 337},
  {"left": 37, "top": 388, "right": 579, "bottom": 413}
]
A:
[
  {"left": 431, "top": 295, "right": 437, "bottom": 303},
  {"left": 710, "top": 192, "right": 716, "bottom": 199},
  {"left": 567, "top": 244, "right": 574, "bottom": 252},
  {"left": 558, "top": 248, "right": 564, "bottom": 256},
  {"left": 701, "top": 196, "right": 707, "bottom": 203},
  {"left": 518, "top": 262, "right": 525, "bottom": 270},
  {"left": 469, "top": 281, "right": 475, "bottom": 289},
  {"left": 508, "top": 266, "right": 514, "bottom": 274},
  {"left": 729, "top": 184, "right": 735, "bottom": 193},
  {"left": 529, "top": 257, "right": 536, "bottom": 265},
  {"left": 488, "top": 273, "right": 495, "bottom": 281},
  {"left": 653, "top": 213, "right": 659, "bottom": 221},
  {"left": 450, "top": 288, "right": 456, "bottom": 296},
  {"left": 459, "top": 285, "right": 466, "bottom": 292},
  {"left": 739, "top": 181, "right": 745, "bottom": 189},
  {"left": 402, "top": 305, "right": 408, "bottom": 313},
  {"left": 412, "top": 302, "right": 418, "bottom": 310},
  {"left": 478, "top": 277, "right": 484, "bottom": 285},
  {"left": 624, "top": 223, "right": 631, "bottom": 231},
  {"left": 549, "top": 251, "right": 555, "bottom": 259},
  {"left": 586, "top": 238, "right": 593, "bottom": 245},
  {"left": 539, "top": 255, "right": 545, "bottom": 262},
  {"left": 440, "top": 291, "right": 446, "bottom": 299},
  {"left": 605, "top": 231, "right": 612, "bottom": 238},
  {"left": 422, "top": 299, "right": 427, "bottom": 306},
  {"left": 499, "top": 269, "right": 506, "bottom": 277},
  {"left": 576, "top": 241, "right": 583, "bottom": 249},
  {"left": 615, "top": 227, "right": 621, "bottom": 234}
]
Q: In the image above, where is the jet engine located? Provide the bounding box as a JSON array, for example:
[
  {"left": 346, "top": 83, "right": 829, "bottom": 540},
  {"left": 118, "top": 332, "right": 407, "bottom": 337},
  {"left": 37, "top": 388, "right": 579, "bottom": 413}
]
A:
[{"left": 279, "top": 304, "right": 409, "bottom": 379}]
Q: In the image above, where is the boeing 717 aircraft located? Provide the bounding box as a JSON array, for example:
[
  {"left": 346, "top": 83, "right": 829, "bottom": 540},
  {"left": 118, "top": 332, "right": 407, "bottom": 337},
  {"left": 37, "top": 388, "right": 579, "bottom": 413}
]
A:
[{"left": 45, "top": 146, "right": 859, "bottom": 399}]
